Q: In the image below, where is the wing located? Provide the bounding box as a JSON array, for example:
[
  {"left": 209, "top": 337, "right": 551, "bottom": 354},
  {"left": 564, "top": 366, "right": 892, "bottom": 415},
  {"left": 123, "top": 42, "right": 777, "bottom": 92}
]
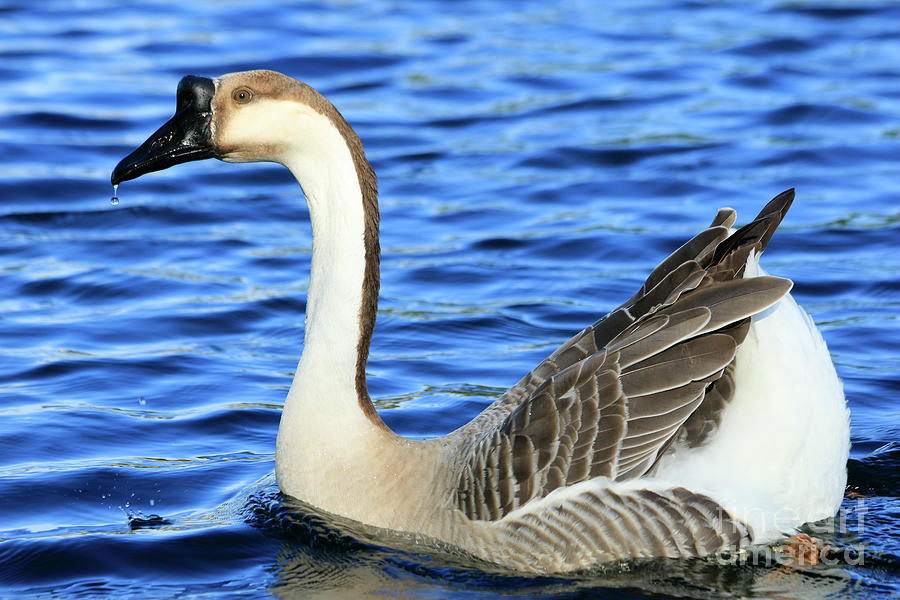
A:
[
  {"left": 453, "top": 189, "right": 795, "bottom": 522},
  {"left": 476, "top": 482, "right": 752, "bottom": 572}
]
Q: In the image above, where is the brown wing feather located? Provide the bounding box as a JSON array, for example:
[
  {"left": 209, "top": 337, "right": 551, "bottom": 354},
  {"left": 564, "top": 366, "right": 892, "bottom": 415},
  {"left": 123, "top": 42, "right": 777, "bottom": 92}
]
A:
[
  {"left": 454, "top": 190, "right": 796, "bottom": 521},
  {"left": 481, "top": 485, "right": 752, "bottom": 573}
]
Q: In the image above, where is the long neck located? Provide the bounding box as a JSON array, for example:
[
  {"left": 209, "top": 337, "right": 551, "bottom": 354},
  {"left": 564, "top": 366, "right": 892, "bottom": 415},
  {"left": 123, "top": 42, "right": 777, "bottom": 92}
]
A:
[{"left": 276, "top": 110, "right": 387, "bottom": 485}]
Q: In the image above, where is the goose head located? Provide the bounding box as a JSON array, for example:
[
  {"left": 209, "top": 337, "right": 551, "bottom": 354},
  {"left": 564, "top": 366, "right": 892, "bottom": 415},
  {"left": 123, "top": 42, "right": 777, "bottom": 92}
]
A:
[
  {"left": 111, "top": 69, "right": 383, "bottom": 437},
  {"left": 111, "top": 70, "right": 363, "bottom": 185}
]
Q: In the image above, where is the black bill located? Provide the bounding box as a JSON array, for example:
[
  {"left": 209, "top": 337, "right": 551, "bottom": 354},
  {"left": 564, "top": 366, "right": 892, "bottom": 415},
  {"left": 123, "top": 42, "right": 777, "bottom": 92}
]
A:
[{"left": 111, "top": 76, "right": 217, "bottom": 185}]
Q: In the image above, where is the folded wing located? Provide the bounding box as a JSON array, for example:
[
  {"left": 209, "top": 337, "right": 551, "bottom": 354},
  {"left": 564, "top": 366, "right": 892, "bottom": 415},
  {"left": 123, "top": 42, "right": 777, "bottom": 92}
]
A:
[{"left": 454, "top": 189, "right": 795, "bottom": 522}]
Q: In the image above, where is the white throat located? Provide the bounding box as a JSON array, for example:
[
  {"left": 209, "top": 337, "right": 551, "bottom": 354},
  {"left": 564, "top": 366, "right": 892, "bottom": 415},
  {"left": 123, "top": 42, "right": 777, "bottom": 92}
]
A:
[
  {"left": 284, "top": 114, "right": 367, "bottom": 393},
  {"left": 247, "top": 103, "right": 385, "bottom": 496}
]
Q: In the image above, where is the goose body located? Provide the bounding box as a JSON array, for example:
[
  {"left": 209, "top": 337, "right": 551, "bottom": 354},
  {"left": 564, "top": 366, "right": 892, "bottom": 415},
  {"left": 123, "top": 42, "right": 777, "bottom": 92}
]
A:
[{"left": 112, "top": 70, "right": 849, "bottom": 573}]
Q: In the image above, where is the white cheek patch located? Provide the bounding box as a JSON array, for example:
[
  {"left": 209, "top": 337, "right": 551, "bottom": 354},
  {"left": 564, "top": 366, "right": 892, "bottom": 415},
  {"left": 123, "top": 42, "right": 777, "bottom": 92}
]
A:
[{"left": 214, "top": 99, "right": 315, "bottom": 163}]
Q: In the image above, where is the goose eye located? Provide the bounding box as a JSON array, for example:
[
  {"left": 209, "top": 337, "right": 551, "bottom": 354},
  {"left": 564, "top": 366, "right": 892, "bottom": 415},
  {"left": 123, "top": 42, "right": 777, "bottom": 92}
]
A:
[{"left": 232, "top": 87, "right": 253, "bottom": 104}]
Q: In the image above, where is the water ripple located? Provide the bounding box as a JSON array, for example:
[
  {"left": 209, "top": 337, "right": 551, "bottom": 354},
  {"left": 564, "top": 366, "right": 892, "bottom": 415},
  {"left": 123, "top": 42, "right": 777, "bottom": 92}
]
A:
[{"left": 0, "top": 0, "right": 897, "bottom": 598}]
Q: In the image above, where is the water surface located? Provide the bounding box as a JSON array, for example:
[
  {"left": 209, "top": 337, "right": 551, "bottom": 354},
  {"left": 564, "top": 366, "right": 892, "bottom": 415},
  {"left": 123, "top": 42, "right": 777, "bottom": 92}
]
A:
[{"left": 1, "top": 1, "right": 898, "bottom": 598}]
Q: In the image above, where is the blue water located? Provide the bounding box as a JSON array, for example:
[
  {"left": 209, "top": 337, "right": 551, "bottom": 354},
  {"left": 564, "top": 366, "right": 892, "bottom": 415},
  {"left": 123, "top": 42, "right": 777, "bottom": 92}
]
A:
[{"left": 1, "top": 0, "right": 898, "bottom": 598}]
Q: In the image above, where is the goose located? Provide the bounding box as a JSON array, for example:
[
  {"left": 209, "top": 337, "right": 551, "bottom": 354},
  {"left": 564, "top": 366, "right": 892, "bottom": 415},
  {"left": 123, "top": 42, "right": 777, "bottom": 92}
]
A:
[{"left": 111, "top": 70, "right": 850, "bottom": 573}]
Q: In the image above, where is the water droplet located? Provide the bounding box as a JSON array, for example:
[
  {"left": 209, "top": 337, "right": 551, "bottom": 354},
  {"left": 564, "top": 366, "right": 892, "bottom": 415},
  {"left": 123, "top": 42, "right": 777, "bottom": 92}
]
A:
[
  {"left": 139, "top": 396, "right": 146, "bottom": 406},
  {"left": 149, "top": 499, "right": 156, "bottom": 506},
  {"left": 110, "top": 183, "right": 119, "bottom": 205}
]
